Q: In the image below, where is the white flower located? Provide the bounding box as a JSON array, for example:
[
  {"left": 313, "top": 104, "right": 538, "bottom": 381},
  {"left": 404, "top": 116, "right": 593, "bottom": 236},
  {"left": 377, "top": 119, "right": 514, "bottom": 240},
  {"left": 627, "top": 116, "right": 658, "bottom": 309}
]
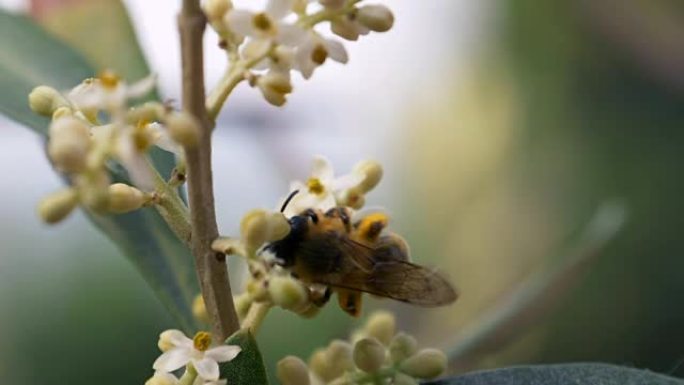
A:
[
  {"left": 226, "top": 0, "right": 305, "bottom": 47},
  {"left": 330, "top": 13, "right": 370, "bottom": 41},
  {"left": 145, "top": 371, "right": 180, "bottom": 385},
  {"left": 67, "top": 71, "right": 156, "bottom": 120},
  {"left": 294, "top": 32, "right": 348, "bottom": 79},
  {"left": 283, "top": 155, "right": 362, "bottom": 217},
  {"left": 153, "top": 330, "right": 241, "bottom": 381}
]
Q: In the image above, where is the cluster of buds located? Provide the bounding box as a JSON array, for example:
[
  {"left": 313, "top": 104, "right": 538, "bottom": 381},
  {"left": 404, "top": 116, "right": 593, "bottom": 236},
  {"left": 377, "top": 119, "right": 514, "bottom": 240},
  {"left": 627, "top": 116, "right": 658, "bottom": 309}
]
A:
[
  {"left": 277, "top": 311, "right": 448, "bottom": 384},
  {"left": 211, "top": 156, "right": 383, "bottom": 318},
  {"left": 146, "top": 329, "right": 241, "bottom": 385},
  {"left": 28, "top": 71, "right": 199, "bottom": 223},
  {"left": 202, "top": 0, "right": 395, "bottom": 106}
]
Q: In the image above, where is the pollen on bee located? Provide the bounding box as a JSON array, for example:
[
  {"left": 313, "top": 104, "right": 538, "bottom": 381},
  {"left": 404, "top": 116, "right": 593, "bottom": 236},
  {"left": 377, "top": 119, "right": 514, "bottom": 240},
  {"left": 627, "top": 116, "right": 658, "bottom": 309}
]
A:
[{"left": 356, "top": 213, "right": 389, "bottom": 242}]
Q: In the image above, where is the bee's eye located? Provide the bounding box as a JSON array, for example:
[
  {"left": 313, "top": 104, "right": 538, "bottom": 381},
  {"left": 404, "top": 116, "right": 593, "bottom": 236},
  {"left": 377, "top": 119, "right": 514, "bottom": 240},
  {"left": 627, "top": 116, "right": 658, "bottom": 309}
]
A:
[{"left": 304, "top": 209, "right": 319, "bottom": 224}]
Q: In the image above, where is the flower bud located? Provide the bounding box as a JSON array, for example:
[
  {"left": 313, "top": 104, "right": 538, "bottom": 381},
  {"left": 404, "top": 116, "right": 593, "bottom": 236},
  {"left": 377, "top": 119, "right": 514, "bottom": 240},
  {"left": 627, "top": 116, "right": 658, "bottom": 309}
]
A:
[
  {"left": 48, "top": 116, "right": 91, "bottom": 173},
  {"left": 353, "top": 337, "right": 386, "bottom": 373},
  {"left": 353, "top": 160, "right": 383, "bottom": 193},
  {"left": 308, "top": 348, "right": 330, "bottom": 381},
  {"left": 399, "top": 349, "right": 447, "bottom": 379},
  {"left": 76, "top": 172, "right": 111, "bottom": 213},
  {"left": 107, "top": 183, "right": 145, "bottom": 213},
  {"left": 234, "top": 292, "right": 253, "bottom": 320},
  {"left": 393, "top": 372, "right": 419, "bottom": 385},
  {"left": 256, "top": 72, "right": 293, "bottom": 107},
  {"left": 364, "top": 310, "right": 395, "bottom": 345},
  {"left": 192, "top": 294, "right": 210, "bottom": 324},
  {"left": 157, "top": 329, "right": 185, "bottom": 352},
  {"left": 38, "top": 188, "right": 79, "bottom": 224},
  {"left": 165, "top": 111, "right": 200, "bottom": 148},
  {"left": 246, "top": 278, "right": 269, "bottom": 302},
  {"left": 127, "top": 102, "right": 166, "bottom": 124},
  {"left": 320, "top": 0, "right": 345, "bottom": 8},
  {"left": 28, "top": 86, "right": 67, "bottom": 116},
  {"left": 277, "top": 356, "right": 310, "bottom": 385},
  {"left": 357, "top": 5, "right": 394, "bottom": 32},
  {"left": 204, "top": 0, "right": 232, "bottom": 21},
  {"left": 336, "top": 187, "right": 365, "bottom": 209},
  {"left": 389, "top": 332, "right": 418, "bottom": 363},
  {"left": 241, "top": 209, "right": 290, "bottom": 256},
  {"left": 52, "top": 106, "right": 74, "bottom": 120},
  {"left": 327, "top": 339, "right": 354, "bottom": 377},
  {"left": 145, "top": 372, "right": 179, "bottom": 385},
  {"left": 268, "top": 276, "right": 308, "bottom": 310}
]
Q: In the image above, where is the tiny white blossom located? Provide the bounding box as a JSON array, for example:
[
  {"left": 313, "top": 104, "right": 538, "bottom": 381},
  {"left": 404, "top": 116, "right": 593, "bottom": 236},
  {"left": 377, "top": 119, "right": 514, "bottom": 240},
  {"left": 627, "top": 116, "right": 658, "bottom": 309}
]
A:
[
  {"left": 294, "top": 33, "right": 348, "bottom": 79},
  {"left": 67, "top": 71, "right": 156, "bottom": 119},
  {"left": 283, "top": 155, "right": 362, "bottom": 217},
  {"left": 153, "top": 330, "right": 241, "bottom": 381},
  {"left": 226, "top": 0, "right": 305, "bottom": 47},
  {"left": 145, "top": 371, "right": 180, "bottom": 385}
]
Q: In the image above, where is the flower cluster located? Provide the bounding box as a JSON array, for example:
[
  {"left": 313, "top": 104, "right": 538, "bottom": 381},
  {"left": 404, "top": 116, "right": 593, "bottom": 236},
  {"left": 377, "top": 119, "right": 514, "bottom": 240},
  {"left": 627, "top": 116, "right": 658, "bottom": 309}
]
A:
[
  {"left": 203, "top": 0, "right": 394, "bottom": 106},
  {"left": 146, "top": 329, "right": 241, "bottom": 385},
  {"left": 211, "top": 156, "right": 383, "bottom": 319},
  {"left": 28, "top": 72, "right": 197, "bottom": 224},
  {"left": 276, "top": 311, "right": 448, "bottom": 385}
]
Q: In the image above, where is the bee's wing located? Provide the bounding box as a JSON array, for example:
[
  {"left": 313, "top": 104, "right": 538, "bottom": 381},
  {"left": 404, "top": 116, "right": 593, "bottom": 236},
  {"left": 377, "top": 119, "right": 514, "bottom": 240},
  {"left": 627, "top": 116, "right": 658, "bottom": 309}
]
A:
[{"left": 317, "top": 237, "right": 458, "bottom": 307}]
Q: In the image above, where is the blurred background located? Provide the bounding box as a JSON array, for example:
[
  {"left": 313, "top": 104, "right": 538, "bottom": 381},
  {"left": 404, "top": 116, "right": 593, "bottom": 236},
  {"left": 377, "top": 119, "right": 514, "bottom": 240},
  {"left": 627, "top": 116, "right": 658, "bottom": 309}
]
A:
[{"left": 1, "top": 0, "right": 684, "bottom": 384}]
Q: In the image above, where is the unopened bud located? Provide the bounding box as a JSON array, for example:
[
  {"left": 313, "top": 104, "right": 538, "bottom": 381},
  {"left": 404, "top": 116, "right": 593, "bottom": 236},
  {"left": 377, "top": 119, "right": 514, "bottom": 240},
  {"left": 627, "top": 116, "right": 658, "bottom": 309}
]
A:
[
  {"left": 38, "top": 188, "right": 78, "bottom": 224},
  {"left": 308, "top": 348, "right": 331, "bottom": 381},
  {"left": 353, "top": 160, "right": 383, "bottom": 192},
  {"left": 52, "top": 106, "right": 74, "bottom": 120},
  {"left": 77, "top": 172, "right": 111, "bottom": 213},
  {"left": 331, "top": 17, "right": 360, "bottom": 41},
  {"left": 353, "top": 337, "right": 386, "bottom": 373},
  {"left": 246, "top": 278, "right": 269, "bottom": 302},
  {"left": 241, "top": 209, "right": 290, "bottom": 256},
  {"left": 389, "top": 332, "right": 418, "bottom": 363},
  {"left": 327, "top": 340, "right": 354, "bottom": 377},
  {"left": 127, "top": 102, "right": 166, "bottom": 124},
  {"left": 268, "top": 276, "right": 308, "bottom": 310},
  {"left": 364, "top": 310, "right": 395, "bottom": 345},
  {"left": 277, "top": 356, "right": 310, "bottom": 385},
  {"left": 336, "top": 187, "right": 365, "bottom": 209},
  {"left": 28, "top": 86, "right": 67, "bottom": 116},
  {"left": 145, "top": 372, "right": 179, "bottom": 385},
  {"left": 234, "top": 292, "right": 252, "bottom": 320},
  {"left": 165, "top": 112, "right": 200, "bottom": 148},
  {"left": 107, "top": 183, "right": 145, "bottom": 213},
  {"left": 157, "top": 329, "right": 185, "bottom": 352},
  {"left": 257, "top": 72, "right": 293, "bottom": 107},
  {"left": 48, "top": 117, "right": 91, "bottom": 173},
  {"left": 399, "top": 349, "right": 447, "bottom": 379},
  {"left": 357, "top": 5, "right": 394, "bottom": 32},
  {"left": 204, "top": 0, "right": 232, "bottom": 21},
  {"left": 320, "top": 0, "right": 345, "bottom": 8},
  {"left": 393, "top": 372, "right": 419, "bottom": 385},
  {"left": 192, "top": 294, "right": 210, "bottom": 324}
]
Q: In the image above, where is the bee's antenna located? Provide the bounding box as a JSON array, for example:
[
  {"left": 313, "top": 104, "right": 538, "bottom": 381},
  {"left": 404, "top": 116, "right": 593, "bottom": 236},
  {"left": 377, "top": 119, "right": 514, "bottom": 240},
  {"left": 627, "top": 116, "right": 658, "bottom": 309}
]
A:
[{"left": 280, "top": 190, "right": 299, "bottom": 213}]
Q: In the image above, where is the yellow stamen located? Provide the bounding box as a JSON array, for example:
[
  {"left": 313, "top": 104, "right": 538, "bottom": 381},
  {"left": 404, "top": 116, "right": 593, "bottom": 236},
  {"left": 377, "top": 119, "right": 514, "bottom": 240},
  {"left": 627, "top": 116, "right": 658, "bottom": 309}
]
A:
[
  {"left": 307, "top": 178, "right": 325, "bottom": 195},
  {"left": 193, "top": 331, "right": 212, "bottom": 352},
  {"left": 133, "top": 119, "right": 152, "bottom": 151},
  {"left": 311, "top": 44, "right": 328, "bottom": 65},
  {"left": 98, "top": 70, "right": 120, "bottom": 89},
  {"left": 253, "top": 13, "right": 273, "bottom": 32}
]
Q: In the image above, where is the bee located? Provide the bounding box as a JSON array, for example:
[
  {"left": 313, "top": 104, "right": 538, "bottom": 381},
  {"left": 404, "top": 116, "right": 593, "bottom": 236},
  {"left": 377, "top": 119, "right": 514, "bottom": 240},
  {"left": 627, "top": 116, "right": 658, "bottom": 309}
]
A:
[{"left": 264, "top": 191, "right": 458, "bottom": 317}]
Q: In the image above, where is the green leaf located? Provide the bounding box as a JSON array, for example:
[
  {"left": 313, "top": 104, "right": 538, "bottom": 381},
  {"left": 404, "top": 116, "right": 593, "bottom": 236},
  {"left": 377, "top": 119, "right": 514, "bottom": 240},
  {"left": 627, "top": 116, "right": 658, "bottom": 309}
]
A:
[
  {"left": 0, "top": 10, "right": 92, "bottom": 133},
  {"left": 0, "top": 10, "right": 198, "bottom": 333},
  {"left": 426, "top": 363, "right": 684, "bottom": 385},
  {"left": 221, "top": 330, "right": 270, "bottom": 385}
]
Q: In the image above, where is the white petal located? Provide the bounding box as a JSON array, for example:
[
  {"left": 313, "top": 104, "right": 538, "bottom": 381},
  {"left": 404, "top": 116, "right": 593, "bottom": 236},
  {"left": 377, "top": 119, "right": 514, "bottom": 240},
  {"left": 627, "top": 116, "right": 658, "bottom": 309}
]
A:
[
  {"left": 226, "top": 9, "right": 255, "bottom": 37},
  {"left": 266, "top": 0, "right": 294, "bottom": 19},
  {"left": 117, "top": 138, "right": 155, "bottom": 191},
  {"left": 126, "top": 74, "right": 157, "bottom": 100},
  {"left": 317, "top": 193, "right": 337, "bottom": 211},
  {"left": 324, "top": 38, "right": 348, "bottom": 63},
  {"left": 153, "top": 348, "right": 192, "bottom": 372},
  {"left": 193, "top": 357, "right": 220, "bottom": 381},
  {"left": 151, "top": 371, "right": 181, "bottom": 385},
  {"left": 162, "top": 329, "right": 193, "bottom": 348},
  {"left": 243, "top": 39, "right": 272, "bottom": 60},
  {"left": 276, "top": 23, "right": 306, "bottom": 46},
  {"left": 310, "top": 155, "right": 334, "bottom": 180},
  {"left": 68, "top": 82, "right": 104, "bottom": 110},
  {"left": 205, "top": 345, "right": 241, "bottom": 363},
  {"left": 151, "top": 124, "right": 181, "bottom": 155},
  {"left": 331, "top": 173, "right": 364, "bottom": 191},
  {"left": 283, "top": 192, "right": 318, "bottom": 217}
]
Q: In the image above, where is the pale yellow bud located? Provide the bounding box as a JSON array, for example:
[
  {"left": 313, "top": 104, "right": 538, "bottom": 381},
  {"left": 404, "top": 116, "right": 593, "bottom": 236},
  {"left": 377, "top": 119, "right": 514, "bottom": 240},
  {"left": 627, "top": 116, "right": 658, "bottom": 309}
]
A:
[
  {"left": 353, "top": 160, "right": 383, "bottom": 193},
  {"left": 241, "top": 209, "right": 290, "bottom": 256},
  {"left": 353, "top": 337, "right": 386, "bottom": 373},
  {"left": 266, "top": 211, "right": 290, "bottom": 241},
  {"left": 246, "top": 278, "right": 269, "bottom": 302},
  {"left": 331, "top": 17, "right": 360, "bottom": 41},
  {"left": 326, "top": 340, "right": 354, "bottom": 377},
  {"left": 336, "top": 187, "right": 365, "bottom": 209},
  {"left": 308, "top": 349, "right": 331, "bottom": 381},
  {"left": 399, "top": 349, "right": 447, "bottom": 379},
  {"left": 192, "top": 294, "right": 210, "bottom": 324},
  {"left": 320, "top": 0, "right": 345, "bottom": 8},
  {"left": 28, "top": 86, "right": 67, "bottom": 116},
  {"left": 389, "top": 332, "right": 418, "bottom": 363},
  {"left": 106, "top": 183, "right": 145, "bottom": 213},
  {"left": 363, "top": 310, "right": 395, "bottom": 345},
  {"left": 357, "top": 5, "right": 394, "bottom": 32},
  {"left": 76, "top": 172, "right": 111, "bottom": 213},
  {"left": 38, "top": 188, "right": 78, "bottom": 224},
  {"left": 277, "top": 356, "right": 310, "bottom": 385},
  {"left": 165, "top": 111, "right": 200, "bottom": 148},
  {"left": 393, "top": 372, "right": 419, "bottom": 385},
  {"left": 234, "top": 292, "right": 253, "bottom": 320},
  {"left": 48, "top": 117, "right": 91, "bottom": 173},
  {"left": 145, "top": 373, "right": 178, "bottom": 385},
  {"left": 268, "top": 276, "right": 308, "bottom": 310},
  {"left": 127, "top": 102, "right": 166, "bottom": 124},
  {"left": 52, "top": 106, "right": 74, "bottom": 120},
  {"left": 257, "top": 72, "right": 293, "bottom": 107},
  {"left": 157, "top": 329, "right": 185, "bottom": 352},
  {"left": 204, "top": 0, "right": 232, "bottom": 21}
]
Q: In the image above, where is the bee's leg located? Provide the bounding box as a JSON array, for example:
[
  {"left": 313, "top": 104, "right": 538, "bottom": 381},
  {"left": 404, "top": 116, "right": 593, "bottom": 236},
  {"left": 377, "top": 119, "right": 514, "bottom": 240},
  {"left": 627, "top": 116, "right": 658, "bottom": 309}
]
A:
[
  {"left": 337, "top": 289, "right": 363, "bottom": 318},
  {"left": 311, "top": 286, "right": 332, "bottom": 307}
]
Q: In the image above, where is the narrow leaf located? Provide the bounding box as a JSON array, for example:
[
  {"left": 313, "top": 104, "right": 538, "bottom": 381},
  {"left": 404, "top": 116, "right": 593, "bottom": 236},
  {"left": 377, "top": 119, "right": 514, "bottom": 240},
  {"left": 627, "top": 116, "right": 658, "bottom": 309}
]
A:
[
  {"left": 426, "top": 363, "right": 684, "bottom": 385},
  {"left": 221, "top": 330, "right": 270, "bottom": 385}
]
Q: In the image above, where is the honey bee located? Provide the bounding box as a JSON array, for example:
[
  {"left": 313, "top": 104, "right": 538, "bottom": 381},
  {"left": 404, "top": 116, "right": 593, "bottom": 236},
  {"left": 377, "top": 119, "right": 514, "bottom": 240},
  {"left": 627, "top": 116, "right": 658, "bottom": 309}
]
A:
[{"left": 264, "top": 191, "right": 458, "bottom": 317}]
